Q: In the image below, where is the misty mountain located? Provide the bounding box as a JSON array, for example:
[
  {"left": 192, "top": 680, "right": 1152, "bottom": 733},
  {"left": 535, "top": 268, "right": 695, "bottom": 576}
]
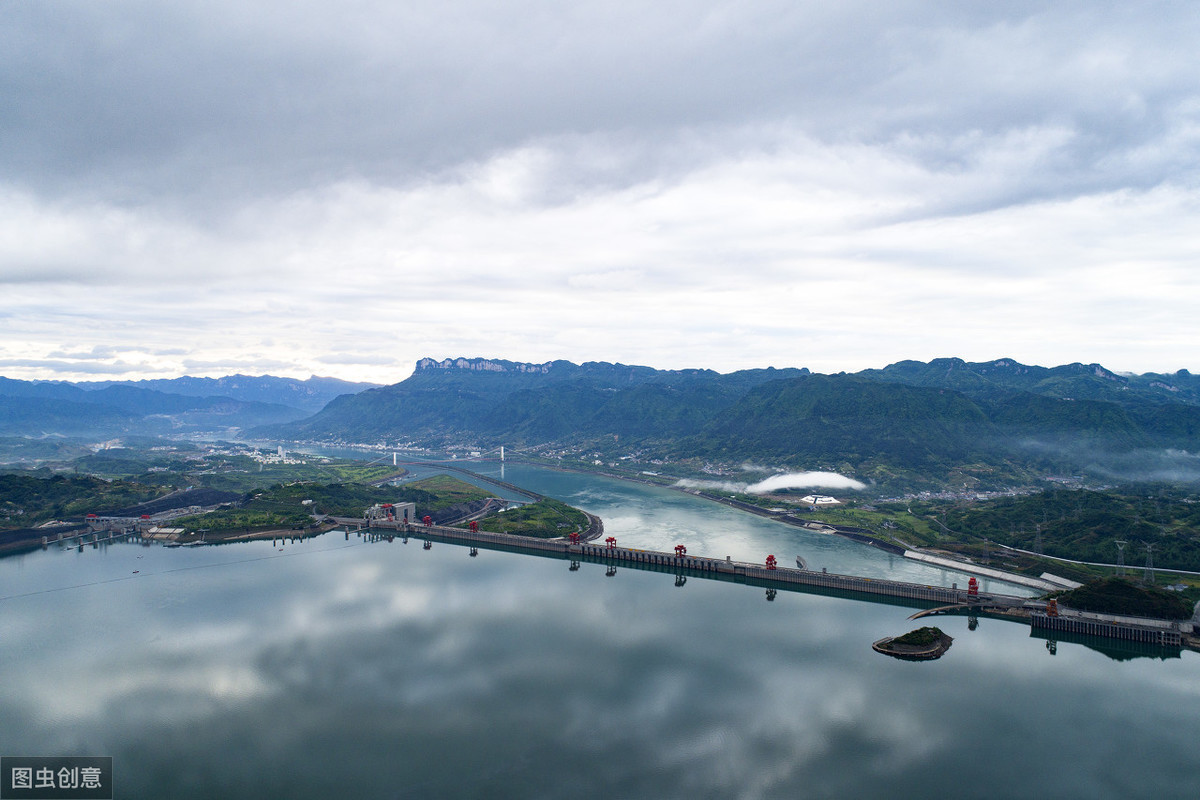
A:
[
  {"left": 0, "top": 378, "right": 312, "bottom": 437},
  {"left": 75, "top": 374, "right": 378, "bottom": 413},
  {"left": 0, "top": 377, "right": 90, "bottom": 402},
  {"left": 0, "top": 395, "right": 137, "bottom": 437},
  {"left": 264, "top": 357, "right": 809, "bottom": 442},
  {"left": 682, "top": 374, "right": 992, "bottom": 467},
  {"left": 857, "top": 357, "right": 1200, "bottom": 407},
  {"left": 254, "top": 356, "right": 1200, "bottom": 486}
]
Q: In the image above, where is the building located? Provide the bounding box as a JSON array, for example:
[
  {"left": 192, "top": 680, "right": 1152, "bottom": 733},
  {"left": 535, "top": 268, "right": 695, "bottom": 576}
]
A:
[{"left": 366, "top": 503, "right": 417, "bottom": 523}]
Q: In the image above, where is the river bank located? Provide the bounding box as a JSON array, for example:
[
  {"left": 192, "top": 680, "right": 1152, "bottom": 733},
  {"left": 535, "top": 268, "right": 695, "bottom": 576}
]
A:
[{"left": 489, "top": 458, "right": 1050, "bottom": 593}]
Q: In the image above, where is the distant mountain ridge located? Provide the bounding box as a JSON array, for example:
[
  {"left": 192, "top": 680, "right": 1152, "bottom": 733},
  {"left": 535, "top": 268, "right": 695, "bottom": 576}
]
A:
[
  {"left": 858, "top": 357, "right": 1200, "bottom": 406},
  {"left": 0, "top": 374, "right": 378, "bottom": 437},
  {"left": 7, "top": 357, "right": 1200, "bottom": 488},
  {"left": 75, "top": 374, "right": 379, "bottom": 412},
  {"left": 253, "top": 356, "right": 1200, "bottom": 488},
  {"left": 268, "top": 357, "right": 811, "bottom": 443},
  {"left": 416, "top": 357, "right": 554, "bottom": 374}
]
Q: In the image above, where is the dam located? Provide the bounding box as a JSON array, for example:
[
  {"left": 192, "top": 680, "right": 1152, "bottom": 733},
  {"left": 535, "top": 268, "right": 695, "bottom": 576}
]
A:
[{"left": 347, "top": 518, "right": 1190, "bottom": 649}]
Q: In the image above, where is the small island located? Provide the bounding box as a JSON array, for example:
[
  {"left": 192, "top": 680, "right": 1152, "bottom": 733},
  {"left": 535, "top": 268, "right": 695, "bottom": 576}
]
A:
[{"left": 872, "top": 626, "right": 953, "bottom": 661}]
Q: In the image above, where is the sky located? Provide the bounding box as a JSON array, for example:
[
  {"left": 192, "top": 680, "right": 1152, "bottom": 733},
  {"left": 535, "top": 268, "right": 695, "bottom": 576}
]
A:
[{"left": 2, "top": 1, "right": 1198, "bottom": 384}]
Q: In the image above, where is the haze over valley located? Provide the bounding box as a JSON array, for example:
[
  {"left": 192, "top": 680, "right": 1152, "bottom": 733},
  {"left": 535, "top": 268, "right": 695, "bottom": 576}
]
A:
[{"left": 7, "top": 353, "right": 1200, "bottom": 498}]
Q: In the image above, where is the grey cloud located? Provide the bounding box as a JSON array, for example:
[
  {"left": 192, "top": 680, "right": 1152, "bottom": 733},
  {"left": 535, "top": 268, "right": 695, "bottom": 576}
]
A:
[
  {"left": 45, "top": 345, "right": 140, "bottom": 360},
  {"left": 3, "top": 2, "right": 1199, "bottom": 381},
  {"left": 180, "top": 357, "right": 303, "bottom": 373},
  {"left": 3, "top": 2, "right": 1197, "bottom": 215},
  {"left": 314, "top": 353, "right": 398, "bottom": 366},
  {"left": 0, "top": 358, "right": 151, "bottom": 375},
  {"left": 0, "top": 262, "right": 110, "bottom": 285}
]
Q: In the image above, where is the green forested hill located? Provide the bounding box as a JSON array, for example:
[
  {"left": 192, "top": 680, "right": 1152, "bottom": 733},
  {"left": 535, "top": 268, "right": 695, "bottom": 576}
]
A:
[
  {"left": 932, "top": 487, "right": 1200, "bottom": 570},
  {"left": 253, "top": 356, "right": 1200, "bottom": 487},
  {"left": 265, "top": 358, "right": 808, "bottom": 443},
  {"left": 980, "top": 392, "right": 1152, "bottom": 449},
  {"left": 0, "top": 474, "right": 171, "bottom": 529},
  {"left": 0, "top": 379, "right": 312, "bottom": 436},
  {"left": 859, "top": 357, "right": 1200, "bottom": 408},
  {"left": 682, "top": 375, "right": 991, "bottom": 467},
  {"left": 0, "top": 396, "right": 136, "bottom": 436}
]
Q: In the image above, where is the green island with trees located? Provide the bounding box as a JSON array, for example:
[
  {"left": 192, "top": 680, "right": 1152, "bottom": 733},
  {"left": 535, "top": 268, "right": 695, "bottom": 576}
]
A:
[
  {"left": 473, "top": 497, "right": 590, "bottom": 539},
  {"left": 873, "top": 626, "right": 953, "bottom": 660}
]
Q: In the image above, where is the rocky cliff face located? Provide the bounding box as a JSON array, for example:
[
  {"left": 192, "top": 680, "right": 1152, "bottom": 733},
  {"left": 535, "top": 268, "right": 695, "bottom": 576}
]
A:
[{"left": 416, "top": 357, "right": 552, "bottom": 374}]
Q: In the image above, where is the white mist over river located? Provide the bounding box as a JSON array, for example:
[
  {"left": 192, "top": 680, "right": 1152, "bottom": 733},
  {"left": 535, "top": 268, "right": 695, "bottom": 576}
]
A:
[{"left": 674, "top": 470, "right": 867, "bottom": 495}]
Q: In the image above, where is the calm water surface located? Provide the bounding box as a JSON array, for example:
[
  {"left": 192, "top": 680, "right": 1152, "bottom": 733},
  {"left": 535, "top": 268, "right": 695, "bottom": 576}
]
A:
[{"left": 1, "top": 464, "right": 1197, "bottom": 799}]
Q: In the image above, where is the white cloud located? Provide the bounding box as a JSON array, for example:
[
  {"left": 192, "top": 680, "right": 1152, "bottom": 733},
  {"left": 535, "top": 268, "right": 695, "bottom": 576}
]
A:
[
  {"left": 2, "top": 3, "right": 1199, "bottom": 380},
  {"left": 674, "top": 472, "right": 865, "bottom": 494},
  {"left": 744, "top": 473, "right": 867, "bottom": 493}
]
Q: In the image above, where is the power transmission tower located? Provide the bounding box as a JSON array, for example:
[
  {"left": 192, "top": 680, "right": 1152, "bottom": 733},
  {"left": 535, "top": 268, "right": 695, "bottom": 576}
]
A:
[
  {"left": 1034, "top": 525, "right": 1044, "bottom": 555},
  {"left": 1114, "top": 540, "right": 1127, "bottom": 577},
  {"left": 1143, "top": 543, "right": 1155, "bottom": 585}
]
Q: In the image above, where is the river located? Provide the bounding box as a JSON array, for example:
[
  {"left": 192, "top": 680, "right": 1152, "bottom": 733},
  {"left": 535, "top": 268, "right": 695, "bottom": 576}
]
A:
[{"left": 1, "top": 461, "right": 1197, "bottom": 798}]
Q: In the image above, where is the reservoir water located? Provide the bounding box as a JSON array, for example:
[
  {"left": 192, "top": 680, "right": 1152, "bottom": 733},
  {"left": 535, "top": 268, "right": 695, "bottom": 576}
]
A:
[{"left": 2, "top": 463, "right": 1197, "bottom": 798}]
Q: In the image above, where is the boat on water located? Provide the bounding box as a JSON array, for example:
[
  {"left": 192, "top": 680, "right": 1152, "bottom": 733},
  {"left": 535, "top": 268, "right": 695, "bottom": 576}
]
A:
[{"left": 795, "top": 555, "right": 808, "bottom": 570}]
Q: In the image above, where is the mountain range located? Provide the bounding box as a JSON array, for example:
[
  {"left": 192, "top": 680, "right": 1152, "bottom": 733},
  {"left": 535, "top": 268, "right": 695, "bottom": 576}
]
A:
[
  {"left": 250, "top": 356, "right": 1200, "bottom": 488},
  {"left": 7, "top": 357, "right": 1200, "bottom": 489},
  {"left": 0, "top": 375, "right": 378, "bottom": 437}
]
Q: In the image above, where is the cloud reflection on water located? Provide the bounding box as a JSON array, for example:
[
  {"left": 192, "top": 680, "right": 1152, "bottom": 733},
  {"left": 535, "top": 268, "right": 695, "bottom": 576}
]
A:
[{"left": 2, "top": 530, "right": 1200, "bottom": 797}]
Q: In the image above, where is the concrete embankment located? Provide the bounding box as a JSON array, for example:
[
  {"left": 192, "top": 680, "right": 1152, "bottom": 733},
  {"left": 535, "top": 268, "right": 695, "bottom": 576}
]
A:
[{"left": 903, "top": 551, "right": 1066, "bottom": 592}]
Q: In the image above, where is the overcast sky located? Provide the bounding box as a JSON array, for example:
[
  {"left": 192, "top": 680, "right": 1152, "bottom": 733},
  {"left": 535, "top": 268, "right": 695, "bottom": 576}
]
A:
[{"left": 2, "top": 1, "right": 1198, "bottom": 383}]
